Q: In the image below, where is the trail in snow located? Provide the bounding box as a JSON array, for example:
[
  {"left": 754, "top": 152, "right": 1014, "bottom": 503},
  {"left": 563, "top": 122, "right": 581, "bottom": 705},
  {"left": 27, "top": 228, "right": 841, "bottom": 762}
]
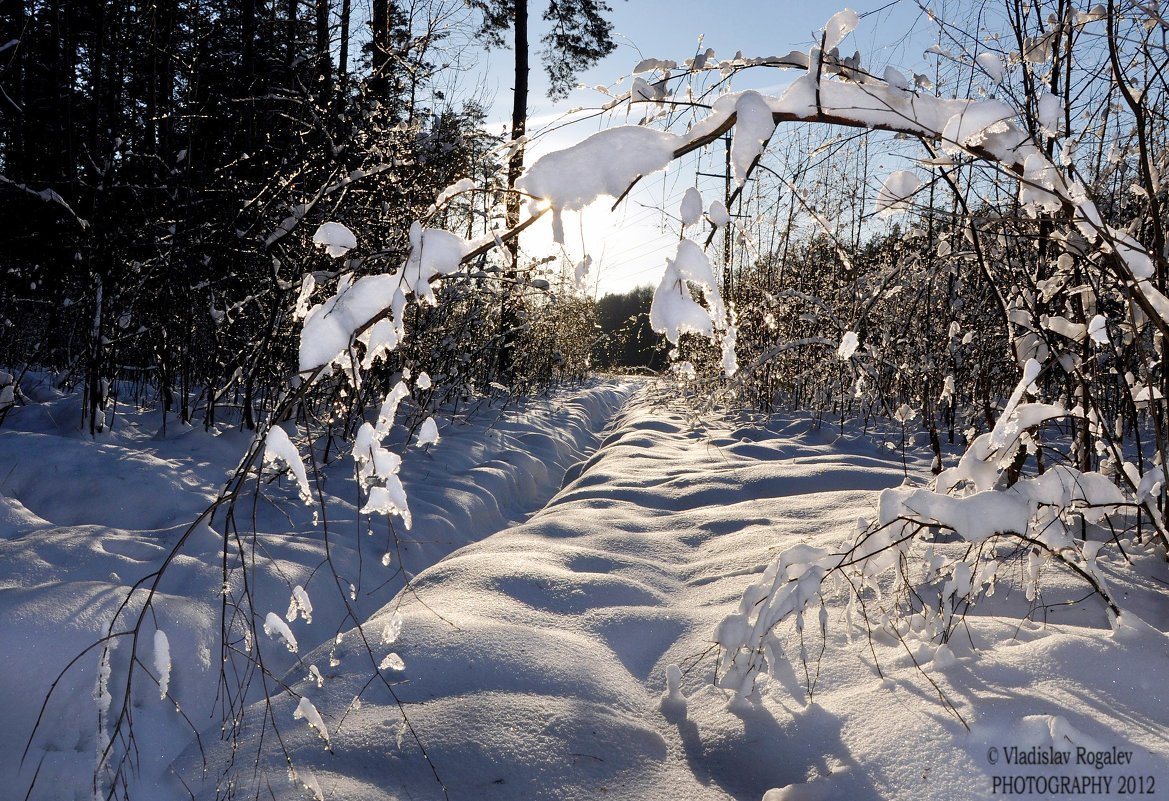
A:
[
  {"left": 4, "top": 381, "right": 1167, "bottom": 801},
  {"left": 200, "top": 387, "right": 1169, "bottom": 801}
]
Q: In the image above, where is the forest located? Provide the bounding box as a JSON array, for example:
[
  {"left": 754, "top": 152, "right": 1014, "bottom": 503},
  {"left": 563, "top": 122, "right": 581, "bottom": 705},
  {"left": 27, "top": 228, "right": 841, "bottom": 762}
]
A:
[{"left": 2, "top": 0, "right": 1169, "bottom": 800}]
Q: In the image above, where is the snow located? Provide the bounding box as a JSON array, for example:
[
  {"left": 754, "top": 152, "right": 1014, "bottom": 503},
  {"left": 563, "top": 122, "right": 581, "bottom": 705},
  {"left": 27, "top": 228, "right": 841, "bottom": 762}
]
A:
[
  {"left": 312, "top": 222, "right": 357, "bottom": 258},
  {"left": 1, "top": 381, "right": 1167, "bottom": 801},
  {"left": 287, "top": 585, "right": 313, "bottom": 624},
  {"left": 822, "top": 9, "right": 859, "bottom": 51},
  {"left": 649, "top": 239, "right": 729, "bottom": 348},
  {"left": 1038, "top": 92, "right": 1063, "bottom": 136},
  {"left": 517, "top": 126, "right": 682, "bottom": 243},
  {"left": 416, "top": 417, "right": 439, "bottom": 447},
  {"left": 293, "top": 696, "right": 331, "bottom": 749},
  {"left": 730, "top": 91, "right": 777, "bottom": 184},
  {"left": 153, "top": 629, "right": 171, "bottom": 700},
  {"left": 976, "top": 52, "right": 1003, "bottom": 83},
  {"left": 263, "top": 424, "right": 311, "bottom": 502},
  {"left": 837, "top": 330, "right": 859, "bottom": 360},
  {"left": 708, "top": 199, "right": 731, "bottom": 228},
  {"left": 873, "top": 170, "right": 922, "bottom": 216},
  {"left": 264, "top": 611, "right": 299, "bottom": 653},
  {"left": 299, "top": 276, "right": 403, "bottom": 371},
  {"left": 379, "top": 652, "right": 406, "bottom": 671},
  {"left": 1, "top": 379, "right": 634, "bottom": 801},
  {"left": 431, "top": 177, "right": 474, "bottom": 210},
  {"left": 940, "top": 100, "right": 1016, "bottom": 153},
  {"left": 400, "top": 221, "right": 472, "bottom": 305},
  {"left": 1088, "top": 314, "right": 1109, "bottom": 344},
  {"left": 679, "top": 187, "right": 703, "bottom": 226}
]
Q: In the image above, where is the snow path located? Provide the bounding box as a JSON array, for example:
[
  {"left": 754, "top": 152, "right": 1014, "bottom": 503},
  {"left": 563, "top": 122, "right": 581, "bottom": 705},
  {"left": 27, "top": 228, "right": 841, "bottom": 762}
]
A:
[
  {"left": 208, "top": 389, "right": 919, "bottom": 800},
  {"left": 5, "top": 382, "right": 1168, "bottom": 801},
  {"left": 204, "top": 387, "right": 1169, "bottom": 801}
]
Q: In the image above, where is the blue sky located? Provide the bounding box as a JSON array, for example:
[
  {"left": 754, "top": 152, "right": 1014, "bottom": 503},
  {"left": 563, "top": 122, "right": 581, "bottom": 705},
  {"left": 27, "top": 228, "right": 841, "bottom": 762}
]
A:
[{"left": 460, "top": 1, "right": 941, "bottom": 296}]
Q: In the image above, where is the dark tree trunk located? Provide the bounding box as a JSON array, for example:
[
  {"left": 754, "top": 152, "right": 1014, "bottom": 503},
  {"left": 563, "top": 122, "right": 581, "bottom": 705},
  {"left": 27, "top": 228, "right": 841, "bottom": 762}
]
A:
[
  {"left": 338, "top": 0, "right": 350, "bottom": 88},
  {"left": 316, "top": 0, "right": 331, "bottom": 100},
  {"left": 498, "top": 0, "right": 528, "bottom": 378}
]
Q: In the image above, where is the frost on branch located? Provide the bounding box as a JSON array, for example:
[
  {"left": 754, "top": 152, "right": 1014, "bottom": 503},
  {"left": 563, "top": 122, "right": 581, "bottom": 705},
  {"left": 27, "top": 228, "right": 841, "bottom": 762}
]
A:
[
  {"left": 263, "top": 611, "right": 299, "bottom": 653},
  {"left": 263, "top": 425, "right": 312, "bottom": 503},
  {"left": 874, "top": 170, "right": 923, "bottom": 216},
  {"left": 649, "top": 239, "right": 738, "bottom": 375},
  {"left": 516, "top": 126, "right": 681, "bottom": 243},
  {"left": 311, "top": 222, "right": 357, "bottom": 258},
  {"left": 153, "top": 629, "right": 171, "bottom": 700},
  {"left": 294, "top": 696, "right": 331, "bottom": 750}
]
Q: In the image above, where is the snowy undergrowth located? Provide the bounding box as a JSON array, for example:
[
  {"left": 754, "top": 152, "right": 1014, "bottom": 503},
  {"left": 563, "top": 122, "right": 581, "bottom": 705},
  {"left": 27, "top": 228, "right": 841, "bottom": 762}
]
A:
[
  {"left": 0, "top": 378, "right": 635, "bottom": 801},
  {"left": 176, "top": 386, "right": 1169, "bottom": 800}
]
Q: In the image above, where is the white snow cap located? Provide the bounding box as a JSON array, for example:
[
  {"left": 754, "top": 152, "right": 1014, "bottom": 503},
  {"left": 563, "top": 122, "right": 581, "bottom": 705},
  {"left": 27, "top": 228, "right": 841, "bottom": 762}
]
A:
[
  {"left": 1088, "top": 314, "right": 1109, "bottom": 344},
  {"left": 874, "top": 170, "right": 923, "bottom": 216},
  {"left": 731, "top": 91, "right": 777, "bottom": 185},
  {"left": 294, "top": 697, "right": 331, "bottom": 748},
  {"left": 976, "top": 52, "right": 1004, "bottom": 84},
  {"left": 823, "top": 9, "right": 859, "bottom": 51},
  {"left": 401, "top": 221, "right": 471, "bottom": 305},
  {"left": 416, "top": 417, "right": 439, "bottom": 447},
  {"left": 263, "top": 425, "right": 311, "bottom": 502},
  {"left": 649, "top": 239, "right": 726, "bottom": 345},
  {"left": 708, "top": 200, "right": 731, "bottom": 228},
  {"left": 574, "top": 254, "right": 593, "bottom": 286},
  {"left": 263, "top": 612, "right": 299, "bottom": 652},
  {"left": 153, "top": 630, "right": 171, "bottom": 700},
  {"left": 517, "top": 126, "right": 681, "bottom": 243},
  {"left": 940, "top": 101, "right": 1016, "bottom": 153},
  {"left": 312, "top": 222, "right": 357, "bottom": 258},
  {"left": 1038, "top": 92, "right": 1063, "bottom": 137},
  {"left": 679, "top": 187, "right": 703, "bottom": 226},
  {"left": 837, "top": 331, "right": 859, "bottom": 360}
]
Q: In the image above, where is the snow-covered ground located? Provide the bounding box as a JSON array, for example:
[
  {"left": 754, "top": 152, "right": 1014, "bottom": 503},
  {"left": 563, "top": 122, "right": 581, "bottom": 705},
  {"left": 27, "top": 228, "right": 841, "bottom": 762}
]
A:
[{"left": 2, "top": 379, "right": 1167, "bottom": 800}]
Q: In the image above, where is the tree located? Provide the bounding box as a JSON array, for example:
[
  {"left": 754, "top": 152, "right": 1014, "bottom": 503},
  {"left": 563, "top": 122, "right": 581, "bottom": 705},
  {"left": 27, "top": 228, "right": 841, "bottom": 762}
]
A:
[{"left": 468, "top": 0, "right": 617, "bottom": 375}]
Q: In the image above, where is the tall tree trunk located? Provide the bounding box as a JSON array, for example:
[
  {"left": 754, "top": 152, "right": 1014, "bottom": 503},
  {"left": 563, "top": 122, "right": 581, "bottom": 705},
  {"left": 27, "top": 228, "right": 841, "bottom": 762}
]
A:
[
  {"left": 286, "top": 0, "right": 297, "bottom": 69},
  {"left": 371, "top": 0, "right": 388, "bottom": 93},
  {"left": 506, "top": 0, "right": 528, "bottom": 254},
  {"left": 315, "top": 0, "right": 331, "bottom": 101},
  {"left": 338, "top": 0, "right": 350, "bottom": 89},
  {"left": 2, "top": 0, "right": 27, "bottom": 181},
  {"left": 498, "top": 0, "right": 528, "bottom": 378},
  {"left": 241, "top": 0, "right": 257, "bottom": 84}
]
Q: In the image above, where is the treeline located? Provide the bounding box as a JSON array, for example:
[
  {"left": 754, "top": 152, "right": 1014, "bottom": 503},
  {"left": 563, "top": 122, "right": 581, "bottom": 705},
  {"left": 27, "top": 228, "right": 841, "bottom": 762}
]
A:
[
  {"left": 591, "top": 285, "right": 667, "bottom": 372},
  {"left": 0, "top": 0, "right": 594, "bottom": 434}
]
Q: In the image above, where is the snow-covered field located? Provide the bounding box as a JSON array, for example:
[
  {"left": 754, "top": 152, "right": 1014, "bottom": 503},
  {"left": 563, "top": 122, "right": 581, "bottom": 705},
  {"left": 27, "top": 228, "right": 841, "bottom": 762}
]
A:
[{"left": 2, "top": 379, "right": 1167, "bottom": 800}]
